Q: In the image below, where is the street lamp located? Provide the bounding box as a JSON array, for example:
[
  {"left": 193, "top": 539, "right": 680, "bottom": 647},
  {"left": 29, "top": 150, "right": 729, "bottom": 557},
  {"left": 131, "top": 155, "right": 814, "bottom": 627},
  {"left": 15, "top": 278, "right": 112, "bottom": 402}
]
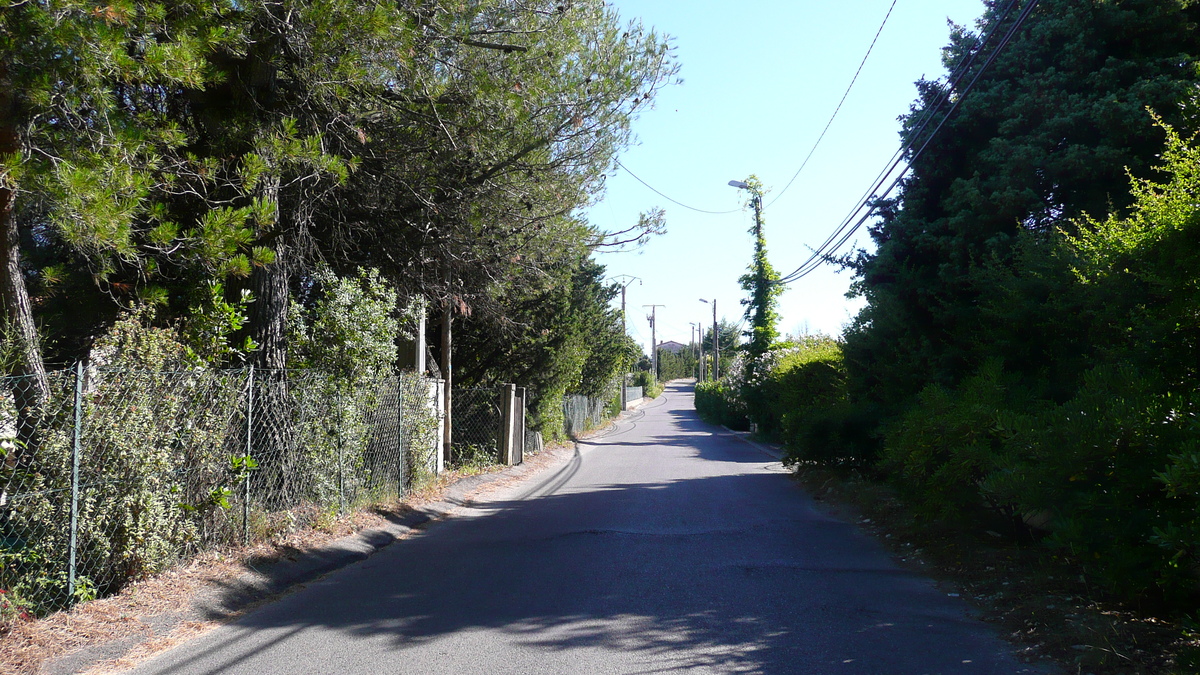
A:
[
  {"left": 699, "top": 298, "right": 718, "bottom": 380},
  {"left": 729, "top": 176, "right": 774, "bottom": 361},
  {"left": 728, "top": 179, "right": 763, "bottom": 242}
]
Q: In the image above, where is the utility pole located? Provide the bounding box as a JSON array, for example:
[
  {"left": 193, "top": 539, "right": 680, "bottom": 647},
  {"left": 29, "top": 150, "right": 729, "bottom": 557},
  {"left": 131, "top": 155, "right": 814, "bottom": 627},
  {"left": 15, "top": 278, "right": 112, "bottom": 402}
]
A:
[
  {"left": 612, "top": 275, "right": 641, "bottom": 410},
  {"left": 700, "top": 298, "right": 718, "bottom": 380},
  {"left": 643, "top": 304, "right": 665, "bottom": 382},
  {"left": 711, "top": 299, "right": 719, "bottom": 380},
  {"left": 729, "top": 176, "right": 779, "bottom": 363},
  {"left": 690, "top": 322, "right": 701, "bottom": 381},
  {"left": 612, "top": 275, "right": 641, "bottom": 334}
]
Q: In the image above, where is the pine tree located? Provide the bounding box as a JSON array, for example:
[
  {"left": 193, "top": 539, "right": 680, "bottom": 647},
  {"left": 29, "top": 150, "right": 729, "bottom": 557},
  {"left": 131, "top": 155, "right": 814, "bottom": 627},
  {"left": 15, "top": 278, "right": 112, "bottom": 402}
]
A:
[
  {"left": 844, "top": 0, "right": 1200, "bottom": 417},
  {"left": 0, "top": 1, "right": 233, "bottom": 459}
]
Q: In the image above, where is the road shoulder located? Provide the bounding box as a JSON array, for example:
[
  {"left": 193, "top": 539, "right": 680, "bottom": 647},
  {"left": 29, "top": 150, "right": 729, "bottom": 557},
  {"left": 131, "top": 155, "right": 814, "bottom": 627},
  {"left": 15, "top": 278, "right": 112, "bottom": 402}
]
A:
[{"left": 4, "top": 440, "right": 585, "bottom": 675}]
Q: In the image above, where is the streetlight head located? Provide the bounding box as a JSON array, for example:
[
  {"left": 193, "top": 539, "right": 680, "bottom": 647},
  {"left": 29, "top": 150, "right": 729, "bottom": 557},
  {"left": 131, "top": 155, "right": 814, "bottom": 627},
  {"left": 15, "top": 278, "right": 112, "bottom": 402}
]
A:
[
  {"left": 699, "top": 298, "right": 709, "bottom": 303},
  {"left": 727, "top": 180, "right": 749, "bottom": 189}
]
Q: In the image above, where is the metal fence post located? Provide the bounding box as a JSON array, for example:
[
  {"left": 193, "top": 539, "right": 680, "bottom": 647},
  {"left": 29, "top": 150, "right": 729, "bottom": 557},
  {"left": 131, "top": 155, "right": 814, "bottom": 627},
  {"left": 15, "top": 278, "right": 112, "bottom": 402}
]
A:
[
  {"left": 337, "top": 391, "right": 345, "bottom": 516},
  {"left": 243, "top": 364, "right": 254, "bottom": 546},
  {"left": 397, "top": 377, "right": 405, "bottom": 497},
  {"left": 68, "top": 361, "right": 83, "bottom": 603}
]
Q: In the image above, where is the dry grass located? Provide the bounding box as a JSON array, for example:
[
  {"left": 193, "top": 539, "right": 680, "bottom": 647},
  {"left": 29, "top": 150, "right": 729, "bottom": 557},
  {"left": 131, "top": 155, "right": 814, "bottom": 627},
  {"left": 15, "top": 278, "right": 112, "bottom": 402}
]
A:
[
  {"left": 1, "top": 551, "right": 241, "bottom": 675},
  {"left": 792, "top": 464, "right": 1198, "bottom": 675}
]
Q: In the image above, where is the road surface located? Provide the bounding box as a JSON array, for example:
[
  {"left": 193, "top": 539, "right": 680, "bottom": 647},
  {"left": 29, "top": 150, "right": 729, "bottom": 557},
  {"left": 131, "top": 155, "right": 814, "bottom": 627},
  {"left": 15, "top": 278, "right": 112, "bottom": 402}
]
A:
[{"left": 128, "top": 381, "right": 1048, "bottom": 674}]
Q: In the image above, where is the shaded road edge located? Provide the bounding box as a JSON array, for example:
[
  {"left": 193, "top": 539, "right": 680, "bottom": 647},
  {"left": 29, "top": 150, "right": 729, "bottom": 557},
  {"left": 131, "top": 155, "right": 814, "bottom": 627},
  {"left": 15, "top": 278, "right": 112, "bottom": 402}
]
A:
[{"left": 42, "top": 437, "right": 595, "bottom": 675}]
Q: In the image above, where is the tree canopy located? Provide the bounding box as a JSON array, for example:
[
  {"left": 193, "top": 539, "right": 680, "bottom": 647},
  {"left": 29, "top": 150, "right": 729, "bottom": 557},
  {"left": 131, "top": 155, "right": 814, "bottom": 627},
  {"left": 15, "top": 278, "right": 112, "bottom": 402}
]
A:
[
  {"left": 0, "top": 0, "right": 674, "bottom": 439},
  {"left": 844, "top": 0, "right": 1200, "bottom": 416}
]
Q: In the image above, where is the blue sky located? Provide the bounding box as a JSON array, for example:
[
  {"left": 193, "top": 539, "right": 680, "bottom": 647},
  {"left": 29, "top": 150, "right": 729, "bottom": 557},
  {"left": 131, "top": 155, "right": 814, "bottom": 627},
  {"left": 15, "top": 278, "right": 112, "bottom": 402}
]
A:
[{"left": 587, "top": 0, "right": 985, "bottom": 354}]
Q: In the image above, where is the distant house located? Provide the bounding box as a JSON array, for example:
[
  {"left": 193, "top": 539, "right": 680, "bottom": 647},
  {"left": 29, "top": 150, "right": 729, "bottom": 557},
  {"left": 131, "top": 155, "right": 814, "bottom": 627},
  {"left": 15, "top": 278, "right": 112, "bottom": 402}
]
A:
[{"left": 657, "top": 340, "right": 687, "bottom": 355}]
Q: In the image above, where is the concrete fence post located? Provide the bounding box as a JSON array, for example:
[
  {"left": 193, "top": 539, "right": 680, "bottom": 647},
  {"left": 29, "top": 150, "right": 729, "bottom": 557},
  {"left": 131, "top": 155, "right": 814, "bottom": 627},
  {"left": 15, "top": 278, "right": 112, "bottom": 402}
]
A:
[
  {"left": 498, "top": 383, "right": 516, "bottom": 465},
  {"left": 515, "top": 387, "right": 526, "bottom": 466},
  {"left": 430, "top": 378, "right": 446, "bottom": 475}
]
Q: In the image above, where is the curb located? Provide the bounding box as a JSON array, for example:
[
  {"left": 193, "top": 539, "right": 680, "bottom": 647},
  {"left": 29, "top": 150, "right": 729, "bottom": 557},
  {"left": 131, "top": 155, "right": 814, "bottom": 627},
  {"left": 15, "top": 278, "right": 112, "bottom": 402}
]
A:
[
  {"left": 197, "top": 457, "right": 556, "bottom": 617},
  {"left": 45, "top": 450, "right": 574, "bottom": 675},
  {"left": 720, "top": 425, "right": 786, "bottom": 462}
]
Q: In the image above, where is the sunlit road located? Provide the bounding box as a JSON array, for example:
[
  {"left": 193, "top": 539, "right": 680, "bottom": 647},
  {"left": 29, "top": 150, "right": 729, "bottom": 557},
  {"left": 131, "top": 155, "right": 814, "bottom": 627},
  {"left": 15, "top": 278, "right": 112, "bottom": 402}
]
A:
[{"left": 128, "top": 381, "right": 1048, "bottom": 674}]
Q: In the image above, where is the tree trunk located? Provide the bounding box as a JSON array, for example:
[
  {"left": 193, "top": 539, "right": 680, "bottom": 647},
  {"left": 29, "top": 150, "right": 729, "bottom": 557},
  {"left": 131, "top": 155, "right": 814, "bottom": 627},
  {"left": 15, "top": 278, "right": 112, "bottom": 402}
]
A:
[
  {"left": 0, "top": 58, "right": 49, "bottom": 470},
  {"left": 249, "top": 251, "right": 290, "bottom": 373},
  {"left": 246, "top": 188, "right": 298, "bottom": 505},
  {"left": 246, "top": 256, "right": 300, "bottom": 507}
]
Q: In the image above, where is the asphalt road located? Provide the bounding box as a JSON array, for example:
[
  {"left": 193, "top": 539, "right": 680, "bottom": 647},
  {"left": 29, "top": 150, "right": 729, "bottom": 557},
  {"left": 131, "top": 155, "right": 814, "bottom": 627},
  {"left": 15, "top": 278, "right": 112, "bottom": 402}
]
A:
[{"left": 128, "top": 382, "right": 1049, "bottom": 674}]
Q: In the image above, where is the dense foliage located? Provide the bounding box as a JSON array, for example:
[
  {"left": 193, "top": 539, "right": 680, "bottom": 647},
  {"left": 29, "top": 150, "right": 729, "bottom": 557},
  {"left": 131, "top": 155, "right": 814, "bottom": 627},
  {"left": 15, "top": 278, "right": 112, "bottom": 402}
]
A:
[
  {"left": 734, "top": 176, "right": 783, "bottom": 363},
  {"left": 838, "top": 0, "right": 1200, "bottom": 603},
  {"left": 694, "top": 379, "right": 748, "bottom": 431},
  {"left": 700, "top": 319, "right": 741, "bottom": 380},
  {"left": 656, "top": 345, "right": 698, "bottom": 381},
  {"left": 453, "top": 256, "right": 639, "bottom": 437},
  {"left": 0, "top": 1, "right": 671, "bottom": 614},
  {"left": 845, "top": 0, "right": 1200, "bottom": 418},
  {"left": 0, "top": 0, "right": 673, "bottom": 438},
  {"left": 692, "top": 1, "right": 1200, "bottom": 606}
]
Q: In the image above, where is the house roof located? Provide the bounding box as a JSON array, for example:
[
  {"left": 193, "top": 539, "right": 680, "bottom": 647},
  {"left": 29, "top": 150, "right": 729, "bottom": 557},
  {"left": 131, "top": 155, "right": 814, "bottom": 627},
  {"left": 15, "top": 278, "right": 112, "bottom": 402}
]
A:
[{"left": 657, "top": 340, "right": 687, "bottom": 354}]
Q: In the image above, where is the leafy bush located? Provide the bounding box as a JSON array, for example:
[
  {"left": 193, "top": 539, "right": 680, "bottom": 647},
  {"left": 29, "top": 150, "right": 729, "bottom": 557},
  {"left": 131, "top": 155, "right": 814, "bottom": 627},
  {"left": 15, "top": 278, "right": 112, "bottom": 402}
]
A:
[
  {"left": 748, "top": 338, "right": 859, "bottom": 459},
  {"left": 632, "top": 370, "right": 662, "bottom": 399},
  {"left": 983, "top": 364, "right": 1195, "bottom": 599},
  {"left": 783, "top": 401, "right": 879, "bottom": 466},
  {"left": 2, "top": 312, "right": 235, "bottom": 610},
  {"left": 715, "top": 336, "right": 865, "bottom": 464},
  {"left": 879, "top": 362, "right": 1015, "bottom": 521},
  {"left": 288, "top": 265, "right": 411, "bottom": 376},
  {"left": 858, "top": 122, "right": 1200, "bottom": 603},
  {"left": 1, "top": 299, "right": 443, "bottom": 614},
  {"left": 694, "top": 380, "right": 749, "bottom": 430},
  {"left": 880, "top": 359, "right": 1200, "bottom": 600}
]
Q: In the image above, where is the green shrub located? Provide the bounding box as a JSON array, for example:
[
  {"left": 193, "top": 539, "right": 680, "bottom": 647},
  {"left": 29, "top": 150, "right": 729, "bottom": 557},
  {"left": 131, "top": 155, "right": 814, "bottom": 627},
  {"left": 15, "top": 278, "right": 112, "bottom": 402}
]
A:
[
  {"left": 754, "top": 339, "right": 852, "bottom": 456},
  {"left": 983, "top": 364, "right": 1195, "bottom": 600},
  {"left": 632, "top": 371, "right": 663, "bottom": 399},
  {"left": 2, "top": 312, "right": 235, "bottom": 611},
  {"left": 880, "top": 358, "right": 1200, "bottom": 601},
  {"left": 694, "top": 380, "right": 749, "bottom": 430},
  {"left": 783, "top": 401, "right": 879, "bottom": 466},
  {"left": 879, "top": 362, "right": 1014, "bottom": 521},
  {"left": 728, "top": 336, "right": 867, "bottom": 464}
]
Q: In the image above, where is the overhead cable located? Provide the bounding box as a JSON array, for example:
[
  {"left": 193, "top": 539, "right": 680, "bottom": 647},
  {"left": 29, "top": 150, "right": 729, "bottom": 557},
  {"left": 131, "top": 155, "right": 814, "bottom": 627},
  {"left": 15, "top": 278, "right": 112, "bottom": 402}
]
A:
[
  {"left": 778, "top": 0, "right": 1038, "bottom": 284},
  {"left": 766, "top": 0, "right": 901, "bottom": 210},
  {"left": 779, "top": 0, "right": 1027, "bottom": 282},
  {"left": 613, "top": 159, "right": 740, "bottom": 215}
]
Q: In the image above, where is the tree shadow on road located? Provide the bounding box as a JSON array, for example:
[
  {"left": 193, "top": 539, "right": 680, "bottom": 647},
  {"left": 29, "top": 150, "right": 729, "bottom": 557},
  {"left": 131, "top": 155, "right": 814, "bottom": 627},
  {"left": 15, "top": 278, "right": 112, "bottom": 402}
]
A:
[{"left": 147, "top": 463, "right": 1048, "bottom": 675}]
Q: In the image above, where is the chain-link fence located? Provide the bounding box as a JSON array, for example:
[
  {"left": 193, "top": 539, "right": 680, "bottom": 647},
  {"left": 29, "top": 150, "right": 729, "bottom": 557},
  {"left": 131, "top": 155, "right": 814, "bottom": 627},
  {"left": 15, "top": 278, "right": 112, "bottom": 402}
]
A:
[
  {"left": 562, "top": 380, "right": 621, "bottom": 438},
  {"left": 0, "top": 365, "right": 441, "bottom": 616},
  {"left": 450, "top": 387, "right": 502, "bottom": 467}
]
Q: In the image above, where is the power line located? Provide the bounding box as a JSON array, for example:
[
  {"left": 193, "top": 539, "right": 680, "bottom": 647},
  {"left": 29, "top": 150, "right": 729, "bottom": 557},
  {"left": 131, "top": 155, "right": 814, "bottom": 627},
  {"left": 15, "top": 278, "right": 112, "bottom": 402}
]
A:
[
  {"left": 766, "top": 0, "right": 901, "bottom": 210},
  {"left": 613, "top": 159, "right": 740, "bottom": 215},
  {"left": 777, "top": 0, "right": 1037, "bottom": 285},
  {"left": 612, "top": 1, "right": 899, "bottom": 216},
  {"left": 780, "top": 0, "right": 1028, "bottom": 281}
]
